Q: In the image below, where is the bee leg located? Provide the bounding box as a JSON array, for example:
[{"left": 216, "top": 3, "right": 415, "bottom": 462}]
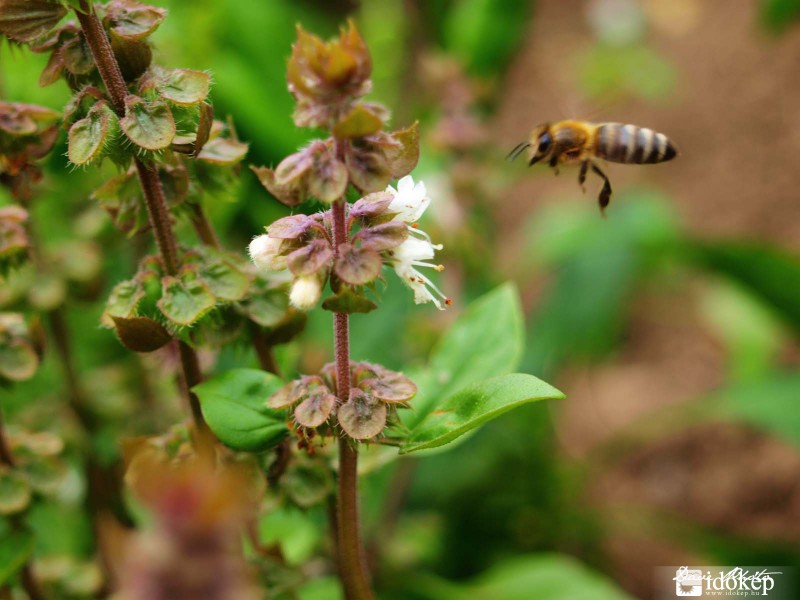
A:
[
  {"left": 578, "top": 161, "right": 588, "bottom": 193},
  {"left": 549, "top": 155, "right": 560, "bottom": 176},
  {"left": 591, "top": 164, "right": 612, "bottom": 216}
]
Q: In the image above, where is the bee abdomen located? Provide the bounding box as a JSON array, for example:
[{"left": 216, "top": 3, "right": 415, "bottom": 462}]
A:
[{"left": 595, "top": 123, "right": 677, "bottom": 165}]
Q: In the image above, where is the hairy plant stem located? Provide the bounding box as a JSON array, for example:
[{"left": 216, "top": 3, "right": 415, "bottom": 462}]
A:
[
  {"left": 74, "top": 1, "right": 211, "bottom": 444},
  {"left": 331, "top": 198, "right": 374, "bottom": 600},
  {"left": 76, "top": 2, "right": 127, "bottom": 113},
  {"left": 189, "top": 202, "right": 221, "bottom": 249},
  {"left": 249, "top": 322, "right": 281, "bottom": 376},
  {"left": 133, "top": 157, "right": 181, "bottom": 275}
]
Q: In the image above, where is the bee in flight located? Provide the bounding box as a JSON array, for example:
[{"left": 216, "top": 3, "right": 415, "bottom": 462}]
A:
[{"left": 507, "top": 121, "right": 679, "bottom": 214}]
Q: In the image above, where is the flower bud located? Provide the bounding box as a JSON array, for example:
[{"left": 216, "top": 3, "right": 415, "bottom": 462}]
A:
[
  {"left": 287, "top": 20, "right": 372, "bottom": 128},
  {"left": 248, "top": 234, "right": 286, "bottom": 271},
  {"left": 289, "top": 275, "right": 323, "bottom": 311}
]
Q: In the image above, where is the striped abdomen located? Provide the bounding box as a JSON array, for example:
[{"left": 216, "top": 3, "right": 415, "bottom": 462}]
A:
[{"left": 595, "top": 123, "right": 677, "bottom": 164}]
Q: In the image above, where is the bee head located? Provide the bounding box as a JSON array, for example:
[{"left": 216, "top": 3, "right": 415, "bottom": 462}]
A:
[{"left": 527, "top": 124, "right": 553, "bottom": 166}]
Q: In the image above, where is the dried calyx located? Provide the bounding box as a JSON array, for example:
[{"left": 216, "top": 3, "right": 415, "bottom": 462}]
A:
[
  {"left": 250, "top": 20, "right": 448, "bottom": 311},
  {"left": 0, "top": 101, "right": 59, "bottom": 201},
  {"left": 250, "top": 174, "right": 450, "bottom": 311},
  {"left": 267, "top": 361, "right": 417, "bottom": 441},
  {"left": 252, "top": 21, "right": 419, "bottom": 207}
]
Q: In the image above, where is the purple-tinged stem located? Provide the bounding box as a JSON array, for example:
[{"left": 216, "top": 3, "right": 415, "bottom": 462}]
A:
[
  {"left": 74, "top": 1, "right": 211, "bottom": 444},
  {"left": 331, "top": 198, "right": 374, "bottom": 600}
]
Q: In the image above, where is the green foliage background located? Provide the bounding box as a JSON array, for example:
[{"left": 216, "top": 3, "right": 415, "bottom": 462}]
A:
[{"left": 3, "top": 0, "right": 800, "bottom": 598}]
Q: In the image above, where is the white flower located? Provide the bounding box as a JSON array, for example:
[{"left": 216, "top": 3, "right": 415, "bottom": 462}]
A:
[
  {"left": 249, "top": 234, "right": 286, "bottom": 271},
  {"left": 386, "top": 175, "right": 430, "bottom": 223},
  {"left": 384, "top": 175, "right": 448, "bottom": 309},
  {"left": 387, "top": 233, "right": 448, "bottom": 310},
  {"left": 289, "top": 275, "right": 322, "bottom": 310}
]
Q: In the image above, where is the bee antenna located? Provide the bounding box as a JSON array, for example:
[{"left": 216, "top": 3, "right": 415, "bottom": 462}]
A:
[{"left": 506, "top": 142, "right": 530, "bottom": 161}]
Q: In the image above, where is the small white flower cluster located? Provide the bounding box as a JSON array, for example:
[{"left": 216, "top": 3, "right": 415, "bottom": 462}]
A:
[
  {"left": 384, "top": 176, "right": 448, "bottom": 310},
  {"left": 248, "top": 235, "right": 324, "bottom": 311},
  {"left": 248, "top": 175, "right": 447, "bottom": 310}
]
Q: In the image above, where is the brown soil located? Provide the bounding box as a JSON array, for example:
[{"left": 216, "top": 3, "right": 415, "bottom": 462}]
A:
[{"left": 489, "top": 1, "right": 800, "bottom": 597}]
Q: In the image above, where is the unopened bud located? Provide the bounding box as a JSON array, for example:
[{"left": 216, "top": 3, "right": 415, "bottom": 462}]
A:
[
  {"left": 248, "top": 234, "right": 286, "bottom": 271},
  {"left": 289, "top": 275, "right": 322, "bottom": 310}
]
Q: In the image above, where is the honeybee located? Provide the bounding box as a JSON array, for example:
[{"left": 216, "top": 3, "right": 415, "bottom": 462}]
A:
[{"left": 508, "top": 121, "right": 679, "bottom": 214}]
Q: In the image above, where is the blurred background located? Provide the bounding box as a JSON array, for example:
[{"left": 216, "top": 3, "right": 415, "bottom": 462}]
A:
[{"left": 3, "top": 0, "right": 800, "bottom": 598}]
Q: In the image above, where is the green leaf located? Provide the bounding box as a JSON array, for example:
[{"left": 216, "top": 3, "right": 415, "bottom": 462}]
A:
[
  {"left": 761, "top": 0, "right": 800, "bottom": 32},
  {"left": 257, "top": 507, "right": 321, "bottom": 566},
  {"left": 0, "top": 468, "right": 31, "bottom": 514},
  {"left": 104, "top": 278, "right": 145, "bottom": 320},
  {"left": 407, "top": 282, "right": 524, "bottom": 428},
  {"left": 156, "top": 68, "right": 211, "bottom": 106},
  {"left": 23, "top": 456, "right": 67, "bottom": 496},
  {"left": 297, "top": 577, "right": 343, "bottom": 600},
  {"left": 401, "top": 373, "right": 562, "bottom": 454},
  {"left": 417, "top": 553, "right": 633, "bottom": 600},
  {"left": 67, "top": 102, "right": 116, "bottom": 166},
  {"left": 120, "top": 95, "right": 176, "bottom": 151},
  {"left": 157, "top": 274, "right": 215, "bottom": 326},
  {"left": 92, "top": 170, "right": 148, "bottom": 235},
  {"left": 194, "top": 368, "right": 289, "bottom": 452},
  {"left": 710, "top": 373, "right": 800, "bottom": 446},
  {"left": 443, "top": 0, "right": 531, "bottom": 77},
  {"left": 522, "top": 195, "right": 678, "bottom": 375},
  {"left": 322, "top": 288, "right": 378, "bottom": 314},
  {"left": 690, "top": 240, "right": 800, "bottom": 337},
  {"left": 699, "top": 282, "right": 784, "bottom": 383},
  {"left": 579, "top": 44, "right": 675, "bottom": 101},
  {"left": 282, "top": 462, "right": 333, "bottom": 508},
  {"left": 0, "top": 528, "right": 34, "bottom": 585},
  {"left": 199, "top": 259, "right": 249, "bottom": 302},
  {"left": 246, "top": 285, "right": 292, "bottom": 328}
]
